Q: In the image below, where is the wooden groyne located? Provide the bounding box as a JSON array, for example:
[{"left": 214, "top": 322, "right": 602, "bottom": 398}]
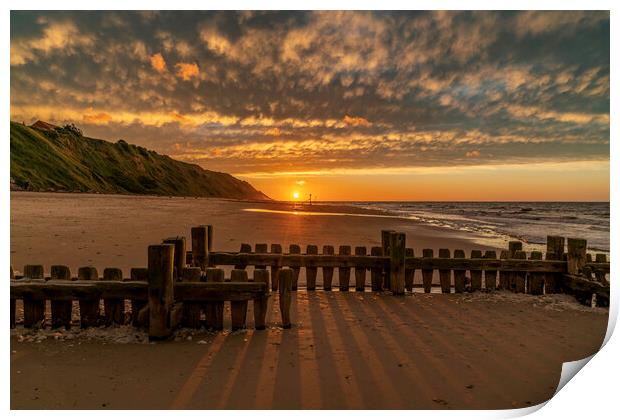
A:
[{"left": 10, "top": 227, "right": 610, "bottom": 339}]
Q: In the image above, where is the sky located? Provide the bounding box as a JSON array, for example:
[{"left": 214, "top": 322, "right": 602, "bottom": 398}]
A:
[{"left": 10, "top": 11, "right": 610, "bottom": 201}]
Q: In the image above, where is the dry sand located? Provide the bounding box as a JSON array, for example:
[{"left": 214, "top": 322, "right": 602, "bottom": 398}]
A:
[{"left": 10, "top": 191, "right": 609, "bottom": 409}]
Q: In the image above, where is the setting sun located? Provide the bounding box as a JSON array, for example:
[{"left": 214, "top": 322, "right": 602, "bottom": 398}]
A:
[{"left": 292, "top": 192, "right": 300, "bottom": 200}]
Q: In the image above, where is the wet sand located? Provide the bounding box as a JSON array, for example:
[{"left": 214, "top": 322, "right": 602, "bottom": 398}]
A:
[{"left": 11, "top": 292, "right": 607, "bottom": 409}]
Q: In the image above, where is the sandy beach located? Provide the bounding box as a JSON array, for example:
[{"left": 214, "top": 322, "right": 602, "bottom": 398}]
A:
[{"left": 10, "top": 191, "right": 609, "bottom": 409}]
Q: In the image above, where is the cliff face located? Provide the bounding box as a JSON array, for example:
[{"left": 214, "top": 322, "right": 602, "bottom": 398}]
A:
[{"left": 10, "top": 121, "right": 270, "bottom": 200}]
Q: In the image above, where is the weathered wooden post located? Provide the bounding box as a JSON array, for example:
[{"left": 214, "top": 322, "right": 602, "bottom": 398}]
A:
[
  {"left": 405, "top": 248, "right": 415, "bottom": 292},
  {"left": 594, "top": 254, "right": 608, "bottom": 284},
  {"left": 567, "top": 238, "right": 587, "bottom": 275},
  {"left": 507, "top": 241, "right": 522, "bottom": 292},
  {"left": 10, "top": 266, "right": 15, "bottom": 328},
  {"left": 130, "top": 267, "right": 148, "bottom": 326},
  {"left": 206, "top": 224, "right": 214, "bottom": 256},
  {"left": 103, "top": 268, "right": 124, "bottom": 326},
  {"left": 528, "top": 251, "right": 544, "bottom": 295},
  {"left": 545, "top": 236, "right": 565, "bottom": 293},
  {"left": 50, "top": 265, "right": 72, "bottom": 329},
  {"left": 370, "top": 246, "right": 383, "bottom": 291},
  {"left": 338, "top": 245, "right": 352, "bottom": 291},
  {"left": 453, "top": 250, "right": 466, "bottom": 293},
  {"left": 322, "top": 245, "right": 335, "bottom": 291},
  {"left": 354, "top": 246, "right": 367, "bottom": 291},
  {"left": 483, "top": 251, "right": 497, "bottom": 292},
  {"left": 23, "top": 264, "right": 45, "bottom": 328},
  {"left": 270, "top": 244, "right": 283, "bottom": 292},
  {"left": 191, "top": 226, "right": 208, "bottom": 270},
  {"left": 422, "top": 249, "right": 433, "bottom": 293},
  {"left": 163, "top": 237, "right": 186, "bottom": 281},
  {"left": 381, "top": 230, "right": 395, "bottom": 290},
  {"left": 279, "top": 268, "right": 293, "bottom": 328},
  {"left": 470, "top": 250, "right": 483, "bottom": 292},
  {"left": 389, "top": 232, "right": 406, "bottom": 295},
  {"left": 306, "top": 245, "right": 318, "bottom": 290},
  {"left": 78, "top": 266, "right": 100, "bottom": 328},
  {"left": 148, "top": 244, "right": 175, "bottom": 340},
  {"left": 230, "top": 269, "right": 249, "bottom": 330},
  {"left": 513, "top": 251, "right": 527, "bottom": 293},
  {"left": 498, "top": 250, "right": 510, "bottom": 290},
  {"left": 255, "top": 243, "right": 268, "bottom": 269},
  {"left": 183, "top": 266, "right": 204, "bottom": 329},
  {"left": 289, "top": 244, "right": 301, "bottom": 291},
  {"left": 235, "top": 243, "right": 252, "bottom": 269},
  {"left": 438, "top": 249, "right": 451, "bottom": 293},
  {"left": 252, "top": 269, "right": 270, "bottom": 329},
  {"left": 205, "top": 268, "right": 225, "bottom": 330}
]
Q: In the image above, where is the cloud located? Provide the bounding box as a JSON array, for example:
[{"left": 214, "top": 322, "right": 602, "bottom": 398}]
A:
[
  {"left": 150, "top": 53, "right": 167, "bottom": 72},
  {"left": 465, "top": 150, "right": 481, "bottom": 158},
  {"left": 175, "top": 62, "right": 199, "bottom": 80},
  {"left": 343, "top": 115, "right": 371, "bottom": 127}
]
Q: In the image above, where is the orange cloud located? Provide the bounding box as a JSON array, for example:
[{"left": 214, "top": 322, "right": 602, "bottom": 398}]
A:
[
  {"left": 343, "top": 115, "right": 371, "bottom": 127},
  {"left": 466, "top": 150, "right": 481, "bottom": 158},
  {"left": 150, "top": 53, "right": 167, "bottom": 72},
  {"left": 175, "top": 62, "right": 199, "bottom": 80},
  {"left": 265, "top": 127, "right": 281, "bottom": 136},
  {"left": 83, "top": 112, "right": 112, "bottom": 124}
]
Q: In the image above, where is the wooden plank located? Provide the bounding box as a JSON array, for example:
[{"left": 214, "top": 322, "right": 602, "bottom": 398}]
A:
[
  {"left": 405, "top": 248, "right": 414, "bottom": 292},
  {"left": 381, "top": 230, "right": 395, "bottom": 290},
  {"left": 306, "top": 245, "right": 318, "bottom": 290},
  {"left": 545, "top": 236, "right": 565, "bottom": 294},
  {"left": 528, "top": 251, "right": 544, "bottom": 295},
  {"left": 204, "top": 268, "right": 225, "bottom": 330},
  {"left": 78, "top": 266, "right": 100, "bottom": 328},
  {"left": 102, "top": 267, "right": 124, "bottom": 326},
  {"left": 483, "top": 251, "right": 497, "bottom": 292},
  {"left": 270, "top": 244, "right": 283, "bottom": 292},
  {"left": 251, "top": 269, "right": 270, "bottom": 329},
  {"left": 422, "top": 249, "right": 433, "bottom": 293},
  {"left": 338, "top": 245, "right": 352, "bottom": 291},
  {"left": 389, "top": 233, "right": 406, "bottom": 294},
  {"left": 470, "top": 250, "right": 482, "bottom": 292},
  {"left": 453, "top": 250, "right": 466, "bottom": 293},
  {"left": 162, "top": 236, "right": 185, "bottom": 281},
  {"left": 438, "top": 249, "right": 451, "bottom": 293},
  {"left": 11, "top": 281, "right": 148, "bottom": 300},
  {"left": 50, "top": 265, "right": 72, "bottom": 329},
  {"left": 498, "top": 250, "right": 510, "bottom": 290},
  {"left": 23, "top": 264, "right": 46, "bottom": 328},
  {"left": 129, "top": 267, "right": 148, "bottom": 327},
  {"left": 370, "top": 247, "right": 383, "bottom": 291},
  {"left": 191, "top": 226, "right": 208, "bottom": 270},
  {"left": 354, "top": 246, "right": 367, "bottom": 291},
  {"left": 279, "top": 268, "right": 293, "bottom": 328},
  {"left": 289, "top": 244, "right": 301, "bottom": 291},
  {"left": 148, "top": 244, "right": 175, "bottom": 340},
  {"left": 322, "top": 245, "right": 335, "bottom": 291},
  {"left": 562, "top": 274, "right": 610, "bottom": 305},
  {"left": 513, "top": 251, "right": 527, "bottom": 293},
  {"left": 181, "top": 267, "right": 202, "bottom": 282},
  {"left": 230, "top": 269, "right": 248, "bottom": 330},
  {"left": 567, "top": 238, "right": 587, "bottom": 275}
]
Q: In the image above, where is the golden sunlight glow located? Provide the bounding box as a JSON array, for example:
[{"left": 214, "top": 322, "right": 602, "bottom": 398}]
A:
[{"left": 292, "top": 191, "right": 300, "bottom": 200}]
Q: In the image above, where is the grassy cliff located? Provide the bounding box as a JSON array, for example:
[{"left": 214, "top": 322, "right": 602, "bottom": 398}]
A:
[{"left": 10, "top": 121, "right": 269, "bottom": 200}]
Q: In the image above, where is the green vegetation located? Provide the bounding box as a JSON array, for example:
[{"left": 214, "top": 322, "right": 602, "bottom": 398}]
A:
[{"left": 10, "top": 121, "right": 269, "bottom": 200}]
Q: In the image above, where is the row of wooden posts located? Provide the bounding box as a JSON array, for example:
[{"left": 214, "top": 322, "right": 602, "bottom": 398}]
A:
[{"left": 10, "top": 226, "right": 611, "bottom": 339}]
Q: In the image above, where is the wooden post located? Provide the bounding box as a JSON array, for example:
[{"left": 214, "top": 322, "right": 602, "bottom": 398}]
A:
[
  {"left": 181, "top": 267, "right": 201, "bottom": 281},
  {"left": 370, "top": 246, "right": 383, "bottom": 291},
  {"left": 513, "top": 251, "right": 527, "bottom": 293},
  {"left": 130, "top": 267, "right": 148, "bottom": 326},
  {"left": 306, "top": 245, "right": 318, "bottom": 290},
  {"left": 270, "top": 244, "right": 283, "bottom": 292},
  {"left": 78, "top": 266, "right": 100, "bottom": 328},
  {"left": 235, "top": 243, "right": 252, "bottom": 269},
  {"left": 10, "top": 266, "right": 16, "bottom": 328},
  {"left": 50, "top": 265, "right": 72, "bottom": 329},
  {"left": 381, "top": 230, "right": 395, "bottom": 290},
  {"left": 252, "top": 269, "right": 270, "bottom": 329},
  {"left": 279, "top": 268, "right": 293, "bottom": 328},
  {"left": 206, "top": 224, "right": 214, "bottom": 256},
  {"left": 183, "top": 268, "right": 204, "bottom": 329},
  {"left": 205, "top": 268, "right": 225, "bottom": 330},
  {"left": 103, "top": 268, "right": 124, "bottom": 326},
  {"left": 506, "top": 241, "right": 522, "bottom": 292},
  {"left": 528, "top": 251, "right": 544, "bottom": 295},
  {"left": 470, "top": 250, "right": 483, "bottom": 292},
  {"left": 422, "top": 249, "right": 433, "bottom": 293},
  {"left": 498, "top": 250, "right": 510, "bottom": 290},
  {"left": 594, "top": 254, "right": 608, "bottom": 284},
  {"left": 163, "top": 237, "right": 186, "bottom": 281},
  {"left": 191, "top": 226, "right": 208, "bottom": 270},
  {"left": 255, "top": 243, "right": 268, "bottom": 269},
  {"left": 23, "top": 264, "right": 46, "bottom": 328},
  {"left": 508, "top": 241, "right": 523, "bottom": 256},
  {"left": 567, "top": 238, "right": 587, "bottom": 275},
  {"left": 389, "top": 232, "right": 406, "bottom": 295},
  {"left": 453, "top": 250, "right": 466, "bottom": 293},
  {"left": 438, "top": 249, "right": 451, "bottom": 293},
  {"left": 289, "top": 244, "right": 301, "bottom": 291},
  {"left": 148, "top": 244, "right": 175, "bottom": 340},
  {"left": 230, "top": 269, "right": 249, "bottom": 330},
  {"left": 545, "top": 236, "right": 565, "bottom": 294},
  {"left": 354, "top": 246, "right": 367, "bottom": 291},
  {"left": 483, "top": 251, "right": 497, "bottom": 292},
  {"left": 322, "top": 245, "right": 335, "bottom": 291},
  {"left": 338, "top": 245, "right": 352, "bottom": 291},
  {"left": 405, "top": 248, "right": 415, "bottom": 292}
]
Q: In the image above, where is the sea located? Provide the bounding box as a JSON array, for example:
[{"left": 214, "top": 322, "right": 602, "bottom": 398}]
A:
[{"left": 334, "top": 201, "right": 610, "bottom": 253}]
